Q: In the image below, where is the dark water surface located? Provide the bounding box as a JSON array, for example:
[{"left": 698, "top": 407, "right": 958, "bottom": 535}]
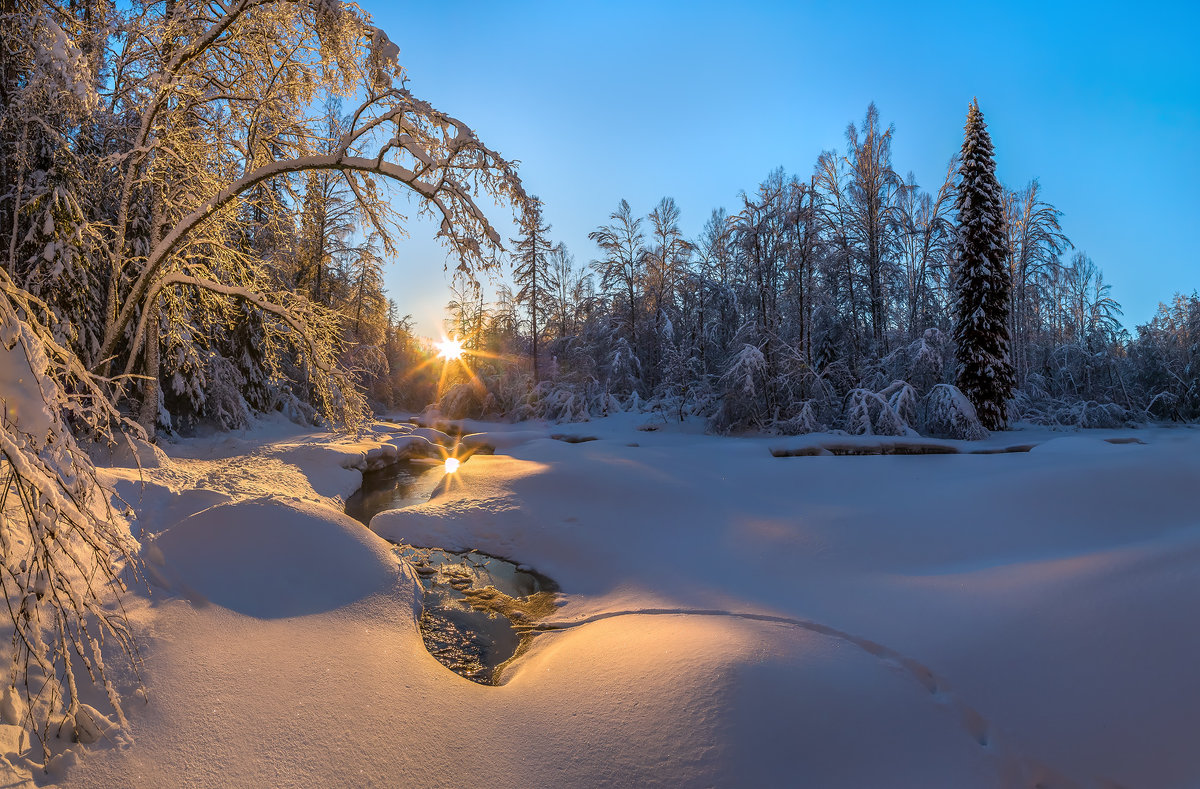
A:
[
  {"left": 344, "top": 459, "right": 446, "bottom": 526},
  {"left": 398, "top": 546, "right": 558, "bottom": 684},
  {"left": 346, "top": 459, "right": 558, "bottom": 685}
]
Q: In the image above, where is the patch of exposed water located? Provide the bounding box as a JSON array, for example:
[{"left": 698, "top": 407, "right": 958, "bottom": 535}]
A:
[
  {"left": 344, "top": 458, "right": 447, "bottom": 525},
  {"left": 399, "top": 546, "right": 558, "bottom": 685},
  {"left": 346, "top": 457, "right": 558, "bottom": 685}
]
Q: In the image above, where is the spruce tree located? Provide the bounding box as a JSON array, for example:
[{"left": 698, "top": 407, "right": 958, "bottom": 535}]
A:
[
  {"left": 511, "top": 197, "right": 553, "bottom": 382},
  {"left": 951, "top": 99, "right": 1014, "bottom": 430}
]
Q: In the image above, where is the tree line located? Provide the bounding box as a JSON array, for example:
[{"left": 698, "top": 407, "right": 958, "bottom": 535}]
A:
[{"left": 440, "top": 102, "right": 1198, "bottom": 434}]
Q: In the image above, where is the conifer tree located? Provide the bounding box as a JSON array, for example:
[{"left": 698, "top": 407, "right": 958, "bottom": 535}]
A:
[
  {"left": 951, "top": 99, "right": 1014, "bottom": 429},
  {"left": 511, "top": 197, "right": 553, "bottom": 382}
]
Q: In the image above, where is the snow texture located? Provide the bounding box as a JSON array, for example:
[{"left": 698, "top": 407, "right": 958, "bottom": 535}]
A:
[{"left": 40, "top": 413, "right": 1200, "bottom": 788}]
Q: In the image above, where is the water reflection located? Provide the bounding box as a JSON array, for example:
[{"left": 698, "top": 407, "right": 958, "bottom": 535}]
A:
[
  {"left": 345, "top": 459, "right": 559, "bottom": 685},
  {"left": 399, "top": 546, "right": 558, "bottom": 685},
  {"left": 344, "top": 459, "right": 445, "bottom": 526}
]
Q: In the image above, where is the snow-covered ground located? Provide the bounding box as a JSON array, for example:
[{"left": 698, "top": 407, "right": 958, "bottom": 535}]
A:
[{"left": 36, "top": 414, "right": 1200, "bottom": 787}]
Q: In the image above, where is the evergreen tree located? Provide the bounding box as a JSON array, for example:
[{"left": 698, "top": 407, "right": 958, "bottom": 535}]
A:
[
  {"left": 511, "top": 197, "right": 553, "bottom": 382},
  {"left": 951, "top": 99, "right": 1014, "bottom": 429}
]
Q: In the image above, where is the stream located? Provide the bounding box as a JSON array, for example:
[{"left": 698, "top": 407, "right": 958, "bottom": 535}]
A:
[{"left": 346, "top": 458, "right": 558, "bottom": 685}]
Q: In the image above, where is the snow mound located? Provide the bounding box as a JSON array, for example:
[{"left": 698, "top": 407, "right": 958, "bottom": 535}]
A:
[
  {"left": 152, "top": 497, "right": 401, "bottom": 618},
  {"left": 1029, "top": 435, "right": 1118, "bottom": 454}
]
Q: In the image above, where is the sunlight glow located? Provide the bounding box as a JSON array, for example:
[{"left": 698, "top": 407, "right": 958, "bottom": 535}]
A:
[
  {"left": 444, "top": 457, "right": 461, "bottom": 474},
  {"left": 436, "top": 337, "right": 465, "bottom": 361}
]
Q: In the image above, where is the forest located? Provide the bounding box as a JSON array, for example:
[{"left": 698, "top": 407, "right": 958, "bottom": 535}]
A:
[
  {"left": 0, "top": 0, "right": 1197, "bottom": 765},
  {"left": 3, "top": 4, "right": 1196, "bottom": 450},
  {"left": 438, "top": 109, "right": 1198, "bottom": 437}
]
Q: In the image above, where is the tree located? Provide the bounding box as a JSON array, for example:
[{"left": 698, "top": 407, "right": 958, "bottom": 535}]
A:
[
  {"left": 951, "top": 99, "right": 1014, "bottom": 430},
  {"left": 1063, "top": 252, "right": 1122, "bottom": 348},
  {"left": 814, "top": 149, "right": 862, "bottom": 369},
  {"left": 642, "top": 196, "right": 693, "bottom": 387},
  {"left": 511, "top": 197, "right": 553, "bottom": 382},
  {"left": 1002, "top": 180, "right": 1071, "bottom": 385},
  {"left": 845, "top": 103, "right": 904, "bottom": 350},
  {"left": 546, "top": 243, "right": 588, "bottom": 341},
  {"left": 589, "top": 199, "right": 645, "bottom": 354},
  {"left": 896, "top": 159, "right": 956, "bottom": 338},
  {"left": 83, "top": 4, "right": 522, "bottom": 434}
]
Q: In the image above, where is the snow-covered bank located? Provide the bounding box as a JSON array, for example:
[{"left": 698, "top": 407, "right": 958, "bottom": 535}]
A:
[{"left": 46, "top": 415, "right": 1200, "bottom": 788}]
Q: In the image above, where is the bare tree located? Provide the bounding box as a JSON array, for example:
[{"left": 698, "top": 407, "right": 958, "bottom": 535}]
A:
[{"left": 844, "top": 103, "right": 904, "bottom": 350}]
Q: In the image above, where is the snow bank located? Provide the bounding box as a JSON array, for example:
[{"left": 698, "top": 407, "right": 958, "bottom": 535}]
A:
[
  {"left": 150, "top": 497, "right": 404, "bottom": 619},
  {"left": 57, "top": 414, "right": 1200, "bottom": 788}
]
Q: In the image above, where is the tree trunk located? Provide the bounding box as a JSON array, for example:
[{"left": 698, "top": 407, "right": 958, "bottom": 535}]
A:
[{"left": 138, "top": 295, "right": 161, "bottom": 438}]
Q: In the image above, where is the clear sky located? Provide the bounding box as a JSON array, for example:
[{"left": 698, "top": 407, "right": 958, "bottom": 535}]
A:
[{"left": 364, "top": 0, "right": 1199, "bottom": 339}]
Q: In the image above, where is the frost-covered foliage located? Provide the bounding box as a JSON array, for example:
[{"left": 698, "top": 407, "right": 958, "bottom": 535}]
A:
[
  {"left": 709, "top": 343, "right": 769, "bottom": 434},
  {"left": 1125, "top": 293, "right": 1200, "bottom": 421},
  {"left": 1012, "top": 388, "right": 1130, "bottom": 430},
  {"left": 428, "top": 94, "right": 1199, "bottom": 438},
  {"left": 843, "top": 388, "right": 908, "bottom": 437},
  {"left": 775, "top": 400, "right": 822, "bottom": 435},
  {"left": 880, "top": 329, "right": 948, "bottom": 395},
  {"left": 655, "top": 342, "right": 712, "bottom": 423},
  {"left": 1, "top": 0, "right": 522, "bottom": 437},
  {"left": 881, "top": 380, "right": 920, "bottom": 428},
  {"left": 922, "top": 383, "right": 988, "bottom": 440},
  {"left": 951, "top": 100, "right": 1014, "bottom": 430},
  {"left": 0, "top": 273, "right": 141, "bottom": 762},
  {"left": 606, "top": 336, "right": 642, "bottom": 400},
  {"left": 448, "top": 102, "right": 1191, "bottom": 436}
]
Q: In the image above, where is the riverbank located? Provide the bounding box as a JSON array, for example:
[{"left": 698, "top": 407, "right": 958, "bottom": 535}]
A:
[{"left": 39, "top": 414, "right": 1200, "bottom": 787}]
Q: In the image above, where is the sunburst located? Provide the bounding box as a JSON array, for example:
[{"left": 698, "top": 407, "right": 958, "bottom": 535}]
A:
[{"left": 435, "top": 337, "right": 465, "bottom": 360}]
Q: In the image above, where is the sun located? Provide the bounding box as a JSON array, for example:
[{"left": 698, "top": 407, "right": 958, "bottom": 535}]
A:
[{"left": 435, "top": 337, "right": 464, "bottom": 361}]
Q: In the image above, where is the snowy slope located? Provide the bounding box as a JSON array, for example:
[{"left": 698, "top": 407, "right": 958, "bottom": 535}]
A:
[{"left": 50, "top": 415, "right": 1200, "bottom": 788}]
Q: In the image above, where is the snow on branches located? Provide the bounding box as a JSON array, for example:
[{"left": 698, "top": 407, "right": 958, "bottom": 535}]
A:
[
  {"left": 0, "top": 271, "right": 141, "bottom": 764},
  {"left": 951, "top": 100, "right": 1015, "bottom": 430}
]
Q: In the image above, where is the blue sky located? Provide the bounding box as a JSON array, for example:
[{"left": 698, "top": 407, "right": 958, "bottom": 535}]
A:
[{"left": 365, "top": 0, "right": 1199, "bottom": 338}]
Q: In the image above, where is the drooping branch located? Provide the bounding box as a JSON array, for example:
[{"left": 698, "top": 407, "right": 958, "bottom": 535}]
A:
[
  {"left": 123, "top": 272, "right": 335, "bottom": 378},
  {"left": 105, "top": 0, "right": 296, "bottom": 328},
  {"left": 95, "top": 89, "right": 522, "bottom": 371}
]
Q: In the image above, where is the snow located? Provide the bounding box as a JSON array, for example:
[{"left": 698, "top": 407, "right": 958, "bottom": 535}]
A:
[
  {"left": 149, "top": 497, "right": 407, "bottom": 619},
  {"left": 0, "top": 326, "right": 53, "bottom": 443},
  {"left": 39, "top": 414, "right": 1200, "bottom": 787}
]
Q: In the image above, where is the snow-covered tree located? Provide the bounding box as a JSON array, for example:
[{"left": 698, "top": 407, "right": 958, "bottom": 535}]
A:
[
  {"left": 951, "top": 99, "right": 1014, "bottom": 430},
  {"left": 710, "top": 342, "right": 769, "bottom": 434},
  {"left": 1002, "top": 180, "right": 1071, "bottom": 386},
  {"left": 589, "top": 199, "right": 645, "bottom": 355},
  {"left": 922, "top": 383, "right": 988, "bottom": 440},
  {"left": 642, "top": 197, "right": 693, "bottom": 388},
  {"left": 845, "top": 103, "right": 904, "bottom": 350},
  {"left": 511, "top": 197, "right": 553, "bottom": 382},
  {"left": 0, "top": 269, "right": 141, "bottom": 760}
]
